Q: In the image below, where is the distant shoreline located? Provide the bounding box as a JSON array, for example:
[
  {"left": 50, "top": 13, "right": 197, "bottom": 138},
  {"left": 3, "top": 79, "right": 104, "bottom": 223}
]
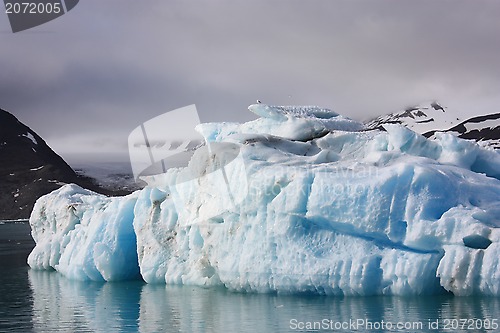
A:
[{"left": 0, "top": 219, "right": 29, "bottom": 224}]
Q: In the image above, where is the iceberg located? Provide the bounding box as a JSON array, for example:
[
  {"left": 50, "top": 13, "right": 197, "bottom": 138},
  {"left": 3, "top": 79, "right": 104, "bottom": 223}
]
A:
[{"left": 28, "top": 104, "right": 500, "bottom": 296}]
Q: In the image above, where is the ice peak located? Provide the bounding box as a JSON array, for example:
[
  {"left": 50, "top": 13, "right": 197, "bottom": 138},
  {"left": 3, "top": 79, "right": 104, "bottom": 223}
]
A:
[
  {"left": 197, "top": 104, "right": 364, "bottom": 143},
  {"left": 248, "top": 104, "right": 340, "bottom": 121}
]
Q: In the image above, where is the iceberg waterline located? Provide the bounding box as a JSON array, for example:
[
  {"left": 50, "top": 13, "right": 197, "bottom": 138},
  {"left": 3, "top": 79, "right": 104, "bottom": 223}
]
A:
[{"left": 28, "top": 104, "right": 500, "bottom": 296}]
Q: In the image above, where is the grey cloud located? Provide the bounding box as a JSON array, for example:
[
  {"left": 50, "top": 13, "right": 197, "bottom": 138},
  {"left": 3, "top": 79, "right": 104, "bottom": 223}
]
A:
[{"left": 1, "top": 0, "right": 500, "bottom": 159}]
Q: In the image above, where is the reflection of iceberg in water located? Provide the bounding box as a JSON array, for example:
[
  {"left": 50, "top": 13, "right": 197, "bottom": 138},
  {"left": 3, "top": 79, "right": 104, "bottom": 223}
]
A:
[
  {"left": 28, "top": 270, "right": 141, "bottom": 332},
  {"left": 29, "top": 270, "right": 500, "bottom": 333}
]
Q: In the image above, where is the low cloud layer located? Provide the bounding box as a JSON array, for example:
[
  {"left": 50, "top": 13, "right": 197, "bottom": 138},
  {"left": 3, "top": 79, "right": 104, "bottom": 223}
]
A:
[{"left": 1, "top": 0, "right": 499, "bottom": 160}]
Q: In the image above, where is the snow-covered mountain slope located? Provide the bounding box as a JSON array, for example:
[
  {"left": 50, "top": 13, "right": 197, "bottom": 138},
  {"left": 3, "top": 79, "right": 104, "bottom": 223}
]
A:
[
  {"left": 73, "top": 161, "right": 143, "bottom": 193},
  {"left": 28, "top": 104, "right": 500, "bottom": 296},
  {"left": 366, "top": 102, "right": 499, "bottom": 150},
  {"left": 365, "top": 102, "right": 461, "bottom": 135},
  {"left": 427, "top": 113, "right": 500, "bottom": 150}
]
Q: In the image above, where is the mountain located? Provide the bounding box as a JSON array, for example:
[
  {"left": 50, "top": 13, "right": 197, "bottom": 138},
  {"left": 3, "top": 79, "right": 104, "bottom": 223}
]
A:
[
  {"left": 365, "top": 102, "right": 462, "bottom": 134},
  {"left": 425, "top": 113, "right": 500, "bottom": 150},
  {"left": 365, "top": 102, "right": 499, "bottom": 149},
  {"left": 0, "top": 108, "right": 128, "bottom": 220}
]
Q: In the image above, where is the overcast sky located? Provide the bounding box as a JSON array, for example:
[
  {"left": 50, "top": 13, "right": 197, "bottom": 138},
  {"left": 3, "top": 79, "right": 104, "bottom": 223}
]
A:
[{"left": 1, "top": 0, "right": 499, "bottom": 163}]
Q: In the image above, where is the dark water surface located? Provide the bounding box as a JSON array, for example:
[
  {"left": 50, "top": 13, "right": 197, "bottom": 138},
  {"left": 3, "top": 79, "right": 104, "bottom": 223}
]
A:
[{"left": 1, "top": 221, "right": 499, "bottom": 333}]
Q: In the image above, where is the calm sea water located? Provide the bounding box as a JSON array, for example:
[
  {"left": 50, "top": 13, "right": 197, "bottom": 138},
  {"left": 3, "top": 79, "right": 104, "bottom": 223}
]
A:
[{"left": 1, "top": 221, "right": 499, "bottom": 333}]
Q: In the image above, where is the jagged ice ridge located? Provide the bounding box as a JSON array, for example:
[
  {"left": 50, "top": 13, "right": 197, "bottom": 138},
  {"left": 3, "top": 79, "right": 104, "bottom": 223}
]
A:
[{"left": 28, "top": 104, "right": 500, "bottom": 296}]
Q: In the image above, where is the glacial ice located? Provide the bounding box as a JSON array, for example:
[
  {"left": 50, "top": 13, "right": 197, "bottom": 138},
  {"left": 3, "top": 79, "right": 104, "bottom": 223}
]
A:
[{"left": 28, "top": 104, "right": 500, "bottom": 296}]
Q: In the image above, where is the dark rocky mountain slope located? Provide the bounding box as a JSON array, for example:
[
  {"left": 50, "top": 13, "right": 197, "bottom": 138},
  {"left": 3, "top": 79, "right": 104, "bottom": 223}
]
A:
[{"left": 0, "top": 109, "right": 128, "bottom": 220}]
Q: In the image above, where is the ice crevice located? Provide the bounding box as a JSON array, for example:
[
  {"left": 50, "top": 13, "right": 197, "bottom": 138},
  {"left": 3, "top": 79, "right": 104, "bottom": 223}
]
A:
[
  {"left": 305, "top": 216, "right": 441, "bottom": 255},
  {"left": 27, "top": 104, "right": 500, "bottom": 296}
]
